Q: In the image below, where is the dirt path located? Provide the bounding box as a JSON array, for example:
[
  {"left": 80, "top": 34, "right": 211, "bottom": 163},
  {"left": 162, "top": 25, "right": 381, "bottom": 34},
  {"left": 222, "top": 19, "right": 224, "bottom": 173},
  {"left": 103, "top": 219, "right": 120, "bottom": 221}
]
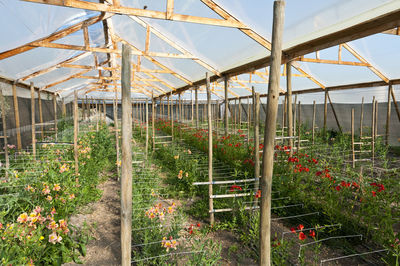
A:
[{"left": 65, "top": 176, "right": 121, "bottom": 266}]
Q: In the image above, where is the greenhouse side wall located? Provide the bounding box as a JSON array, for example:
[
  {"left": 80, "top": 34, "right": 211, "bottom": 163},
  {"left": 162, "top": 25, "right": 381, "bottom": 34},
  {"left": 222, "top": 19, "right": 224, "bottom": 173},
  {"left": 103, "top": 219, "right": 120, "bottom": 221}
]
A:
[{"left": 0, "top": 80, "right": 73, "bottom": 149}]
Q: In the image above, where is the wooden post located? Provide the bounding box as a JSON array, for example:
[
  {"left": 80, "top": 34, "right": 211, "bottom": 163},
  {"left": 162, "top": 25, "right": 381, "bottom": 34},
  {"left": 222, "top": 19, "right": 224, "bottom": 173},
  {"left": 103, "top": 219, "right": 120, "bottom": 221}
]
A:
[
  {"left": 73, "top": 91, "right": 79, "bottom": 176},
  {"left": 351, "top": 108, "right": 355, "bottom": 168},
  {"left": 178, "top": 93, "right": 181, "bottom": 122},
  {"left": 293, "top": 95, "right": 297, "bottom": 137},
  {"left": 206, "top": 73, "right": 214, "bottom": 225},
  {"left": 386, "top": 84, "right": 392, "bottom": 145},
  {"left": 224, "top": 77, "right": 229, "bottom": 135},
  {"left": 167, "top": 95, "right": 170, "bottom": 121},
  {"left": 152, "top": 95, "right": 155, "bottom": 150},
  {"left": 62, "top": 98, "right": 66, "bottom": 118},
  {"left": 96, "top": 101, "right": 99, "bottom": 131},
  {"left": 12, "top": 82, "right": 22, "bottom": 150},
  {"left": 323, "top": 89, "right": 328, "bottom": 135},
  {"left": 0, "top": 90, "right": 9, "bottom": 179},
  {"left": 312, "top": 100, "right": 316, "bottom": 145},
  {"left": 360, "top": 97, "right": 364, "bottom": 137},
  {"left": 372, "top": 97, "right": 376, "bottom": 170},
  {"left": 82, "top": 97, "right": 86, "bottom": 119},
  {"left": 113, "top": 93, "right": 120, "bottom": 178},
  {"left": 287, "top": 62, "right": 293, "bottom": 154},
  {"left": 145, "top": 99, "right": 149, "bottom": 160},
  {"left": 171, "top": 93, "right": 174, "bottom": 140},
  {"left": 390, "top": 87, "right": 400, "bottom": 122},
  {"left": 234, "top": 99, "right": 237, "bottom": 133},
  {"left": 260, "top": 1, "right": 285, "bottom": 265},
  {"left": 375, "top": 100, "right": 379, "bottom": 140},
  {"left": 30, "top": 83, "right": 36, "bottom": 159},
  {"left": 195, "top": 87, "right": 199, "bottom": 129},
  {"left": 121, "top": 44, "right": 133, "bottom": 266},
  {"left": 191, "top": 89, "right": 194, "bottom": 125},
  {"left": 281, "top": 99, "right": 284, "bottom": 140},
  {"left": 38, "top": 91, "right": 44, "bottom": 139},
  {"left": 247, "top": 96, "right": 251, "bottom": 146},
  {"left": 103, "top": 99, "right": 106, "bottom": 122},
  {"left": 53, "top": 94, "right": 58, "bottom": 141},
  {"left": 327, "top": 92, "right": 342, "bottom": 133},
  {"left": 85, "top": 96, "right": 89, "bottom": 118},
  {"left": 297, "top": 102, "right": 301, "bottom": 152},
  {"left": 254, "top": 92, "right": 260, "bottom": 204}
]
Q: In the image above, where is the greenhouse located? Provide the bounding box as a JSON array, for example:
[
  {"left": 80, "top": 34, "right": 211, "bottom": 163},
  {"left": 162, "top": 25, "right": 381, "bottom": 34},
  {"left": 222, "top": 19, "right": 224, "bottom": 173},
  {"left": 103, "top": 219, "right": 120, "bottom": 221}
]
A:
[{"left": 1, "top": 0, "right": 400, "bottom": 265}]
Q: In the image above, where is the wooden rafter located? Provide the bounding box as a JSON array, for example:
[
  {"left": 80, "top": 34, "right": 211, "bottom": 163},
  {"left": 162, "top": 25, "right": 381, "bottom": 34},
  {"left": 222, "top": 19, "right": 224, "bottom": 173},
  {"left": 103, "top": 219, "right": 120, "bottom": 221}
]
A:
[
  {"left": 0, "top": 13, "right": 111, "bottom": 60},
  {"left": 342, "top": 43, "right": 389, "bottom": 83},
  {"left": 295, "top": 57, "right": 370, "bottom": 67},
  {"left": 43, "top": 69, "right": 92, "bottom": 90},
  {"left": 22, "top": 0, "right": 245, "bottom": 28}
]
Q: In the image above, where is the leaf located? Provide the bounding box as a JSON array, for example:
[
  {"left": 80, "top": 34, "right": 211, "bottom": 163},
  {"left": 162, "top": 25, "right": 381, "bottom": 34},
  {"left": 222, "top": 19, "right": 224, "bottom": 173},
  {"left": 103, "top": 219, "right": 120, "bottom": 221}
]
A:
[{"left": 79, "top": 243, "right": 87, "bottom": 257}]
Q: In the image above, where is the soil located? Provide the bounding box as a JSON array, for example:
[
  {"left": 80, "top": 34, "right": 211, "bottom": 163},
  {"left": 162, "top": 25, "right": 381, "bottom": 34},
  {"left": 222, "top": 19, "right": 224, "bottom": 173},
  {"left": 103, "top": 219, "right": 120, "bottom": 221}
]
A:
[{"left": 64, "top": 174, "right": 121, "bottom": 266}]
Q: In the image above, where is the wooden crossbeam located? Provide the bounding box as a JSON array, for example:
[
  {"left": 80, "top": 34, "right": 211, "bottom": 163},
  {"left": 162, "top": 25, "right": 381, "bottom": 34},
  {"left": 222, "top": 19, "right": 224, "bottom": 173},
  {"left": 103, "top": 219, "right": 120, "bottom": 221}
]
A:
[
  {"left": 295, "top": 57, "right": 370, "bottom": 67},
  {"left": 0, "top": 13, "right": 110, "bottom": 60},
  {"left": 22, "top": 0, "right": 244, "bottom": 28},
  {"left": 43, "top": 69, "right": 91, "bottom": 90}
]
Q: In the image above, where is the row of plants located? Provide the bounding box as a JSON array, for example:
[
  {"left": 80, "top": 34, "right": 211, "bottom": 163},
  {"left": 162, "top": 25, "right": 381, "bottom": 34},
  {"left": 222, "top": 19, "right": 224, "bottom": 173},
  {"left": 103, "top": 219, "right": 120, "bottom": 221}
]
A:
[
  {"left": 130, "top": 132, "right": 222, "bottom": 265},
  {"left": 0, "top": 122, "right": 116, "bottom": 265},
  {"left": 149, "top": 118, "right": 399, "bottom": 264}
]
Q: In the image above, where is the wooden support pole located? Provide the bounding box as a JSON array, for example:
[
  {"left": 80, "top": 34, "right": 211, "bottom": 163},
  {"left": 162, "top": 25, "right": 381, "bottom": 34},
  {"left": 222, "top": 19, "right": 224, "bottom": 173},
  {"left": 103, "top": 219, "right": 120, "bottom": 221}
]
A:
[
  {"left": 293, "top": 95, "right": 297, "bottom": 136},
  {"left": 260, "top": 1, "right": 285, "bottom": 265},
  {"left": 297, "top": 101, "right": 301, "bottom": 152},
  {"left": 323, "top": 89, "right": 328, "bottom": 135},
  {"left": 103, "top": 99, "right": 106, "bottom": 122},
  {"left": 327, "top": 92, "right": 342, "bottom": 133},
  {"left": 30, "top": 83, "right": 36, "bottom": 159},
  {"left": 375, "top": 100, "right": 379, "bottom": 140},
  {"left": 171, "top": 93, "right": 174, "bottom": 140},
  {"left": 120, "top": 44, "right": 132, "bottom": 266},
  {"left": 254, "top": 92, "right": 260, "bottom": 204},
  {"left": 360, "top": 97, "right": 364, "bottom": 137},
  {"left": 286, "top": 62, "right": 293, "bottom": 154},
  {"left": 146, "top": 99, "right": 149, "bottom": 160},
  {"left": 372, "top": 97, "right": 376, "bottom": 170},
  {"left": 281, "top": 99, "right": 284, "bottom": 140},
  {"left": 0, "top": 90, "right": 9, "bottom": 179},
  {"left": 167, "top": 95, "right": 170, "bottom": 121},
  {"left": 113, "top": 92, "right": 120, "bottom": 178},
  {"left": 351, "top": 108, "right": 355, "bottom": 168},
  {"left": 195, "top": 87, "right": 199, "bottom": 129},
  {"left": 152, "top": 95, "right": 155, "bottom": 150},
  {"left": 178, "top": 93, "right": 181, "bottom": 122},
  {"left": 238, "top": 98, "right": 242, "bottom": 128},
  {"left": 73, "top": 91, "right": 79, "bottom": 176},
  {"left": 62, "top": 98, "right": 66, "bottom": 117},
  {"left": 38, "top": 92, "right": 44, "bottom": 139},
  {"left": 85, "top": 96, "right": 89, "bottom": 118},
  {"left": 191, "top": 89, "right": 194, "bottom": 125},
  {"left": 53, "top": 94, "right": 58, "bottom": 141},
  {"left": 312, "top": 100, "right": 316, "bottom": 145},
  {"left": 234, "top": 99, "right": 237, "bottom": 132},
  {"left": 206, "top": 72, "right": 214, "bottom": 225},
  {"left": 224, "top": 77, "right": 229, "bottom": 135},
  {"left": 82, "top": 97, "right": 86, "bottom": 119},
  {"left": 12, "top": 82, "right": 22, "bottom": 150},
  {"left": 390, "top": 87, "right": 400, "bottom": 122},
  {"left": 247, "top": 96, "right": 251, "bottom": 146},
  {"left": 386, "top": 84, "right": 392, "bottom": 145}
]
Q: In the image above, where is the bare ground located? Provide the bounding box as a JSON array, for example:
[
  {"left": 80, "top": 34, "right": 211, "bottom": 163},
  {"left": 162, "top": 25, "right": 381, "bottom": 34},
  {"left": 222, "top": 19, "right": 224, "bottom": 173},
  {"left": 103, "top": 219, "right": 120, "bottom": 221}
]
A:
[{"left": 64, "top": 175, "right": 121, "bottom": 266}]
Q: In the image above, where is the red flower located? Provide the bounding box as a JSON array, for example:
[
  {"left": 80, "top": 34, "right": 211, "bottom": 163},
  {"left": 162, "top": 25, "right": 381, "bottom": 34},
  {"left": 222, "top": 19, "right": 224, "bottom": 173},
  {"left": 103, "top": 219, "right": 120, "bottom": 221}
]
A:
[
  {"left": 255, "top": 190, "right": 261, "bottom": 198},
  {"left": 290, "top": 227, "right": 296, "bottom": 233},
  {"left": 316, "top": 171, "right": 322, "bottom": 176},
  {"left": 335, "top": 186, "right": 341, "bottom": 191},
  {"left": 299, "top": 232, "right": 307, "bottom": 241},
  {"left": 372, "top": 191, "right": 376, "bottom": 197},
  {"left": 197, "top": 223, "right": 201, "bottom": 227},
  {"left": 297, "top": 224, "right": 304, "bottom": 231},
  {"left": 230, "top": 185, "right": 243, "bottom": 192},
  {"left": 309, "top": 230, "right": 316, "bottom": 238},
  {"left": 259, "top": 144, "right": 264, "bottom": 150}
]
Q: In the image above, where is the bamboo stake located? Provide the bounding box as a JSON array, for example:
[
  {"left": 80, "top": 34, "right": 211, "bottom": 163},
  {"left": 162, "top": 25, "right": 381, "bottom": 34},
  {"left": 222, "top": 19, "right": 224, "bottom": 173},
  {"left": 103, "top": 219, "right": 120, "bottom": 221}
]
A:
[
  {"left": 260, "top": 1, "right": 285, "bottom": 265},
  {"left": 312, "top": 100, "right": 316, "bottom": 145},
  {"left": 360, "top": 97, "right": 364, "bottom": 137},
  {"left": 73, "top": 91, "right": 79, "bottom": 176},
  {"left": 53, "top": 94, "right": 58, "bottom": 141},
  {"left": 254, "top": 92, "right": 260, "bottom": 205},
  {"left": 121, "top": 44, "right": 133, "bottom": 266},
  {"left": 287, "top": 62, "right": 293, "bottom": 154},
  {"left": 146, "top": 99, "right": 149, "bottom": 160},
  {"left": 224, "top": 77, "right": 229, "bottom": 135},
  {"left": 30, "top": 83, "right": 36, "bottom": 159},
  {"left": 38, "top": 91, "right": 44, "bottom": 139},
  {"left": 12, "top": 82, "right": 22, "bottom": 150},
  {"left": 386, "top": 84, "right": 392, "bottom": 145},
  {"left": 206, "top": 72, "right": 214, "bottom": 225},
  {"left": 195, "top": 87, "right": 199, "bottom": 129},
  {"left": 297, "top": 101, "right": 301, "bottom": 152},
  {"left": 0, "top": 90, "right": 9, "bottom": 179},
  {"left": 351, "top": 108, "right": 355, "bottom": 168}
]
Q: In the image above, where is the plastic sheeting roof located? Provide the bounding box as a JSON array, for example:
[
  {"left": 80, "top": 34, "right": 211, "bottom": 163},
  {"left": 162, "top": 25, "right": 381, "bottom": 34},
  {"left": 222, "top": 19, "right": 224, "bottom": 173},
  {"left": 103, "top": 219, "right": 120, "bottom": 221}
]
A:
[{"left": 1, "top": 0, "right": 400, "bottom": 103}]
